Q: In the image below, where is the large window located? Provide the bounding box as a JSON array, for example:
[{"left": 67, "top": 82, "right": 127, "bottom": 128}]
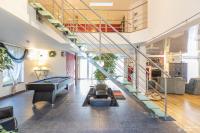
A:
[
  {"left": 182, "top": 25, "right": 199, "bottom": 82},
  {"left": 79, "top": 57, "right": 88, "bottom": 79}
]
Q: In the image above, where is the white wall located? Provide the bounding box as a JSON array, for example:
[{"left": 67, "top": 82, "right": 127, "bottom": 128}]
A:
[
  {"left": 0, "top": 1, "right": 71, "bottom": 98},
  {"left": 148, "top": 0, "right": 200, "bottom": 40},
  {"left": 24, "top": 50, "right": 67, "bottom": 82}
]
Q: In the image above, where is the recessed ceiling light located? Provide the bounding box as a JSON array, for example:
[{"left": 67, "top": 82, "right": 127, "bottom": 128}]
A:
[{"left": 89, "top": 2, "right": 113, "bottom": 7}]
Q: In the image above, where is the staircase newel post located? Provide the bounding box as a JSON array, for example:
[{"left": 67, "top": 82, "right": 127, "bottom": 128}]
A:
[
  {"left": 52, "top": 0, "right": 55, "bottom": 16},
  {"left": 61, "top": 0, "right": 64, "bottom": 25},
  {"left": 135, "top": 48, "right": 139, "bottom": 94},
  {"left": 164, "top": 76, "right": 168, "bottom": 120},
  {"left": 146, "top": 72, "right": 149, "bottom": 94}
]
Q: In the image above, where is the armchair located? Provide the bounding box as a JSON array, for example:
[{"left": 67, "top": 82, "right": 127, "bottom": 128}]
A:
[
  {"left": 185, "top": 78, "right": 200, "bottom": 94},
  {"left": 0, "top": 106, "right": 18, "bottom": 131},
  {"left": 89, "top": 84, "right": 112, "bottom": 107}
]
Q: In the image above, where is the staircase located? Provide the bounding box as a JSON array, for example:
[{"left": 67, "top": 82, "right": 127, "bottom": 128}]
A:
[{"left": 28, "top": 0, "right": 170, "bottom": 119}]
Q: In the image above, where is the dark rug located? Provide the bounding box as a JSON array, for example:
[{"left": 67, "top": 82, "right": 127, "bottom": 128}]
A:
[
  {"left": 82, "top": 88, "right": 118, "bottom": 107},
  {"left": 113, "top": 90, "right": 126, "bottom": 100}
]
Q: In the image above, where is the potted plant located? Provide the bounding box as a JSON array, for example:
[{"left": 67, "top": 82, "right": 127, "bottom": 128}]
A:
[
  {"left": 0, "top": 48, "right": 13, "bottom": 87},
  {"left": 93, "top": 53, "right": 117, "bottom": 84}
]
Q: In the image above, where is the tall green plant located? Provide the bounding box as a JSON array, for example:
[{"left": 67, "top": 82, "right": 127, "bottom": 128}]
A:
[
  {"left": 93, "top": 53, "right": 117, "bottom": 80},
  {"left": 0, "top": 48, "right": 13, "bottom": 72}
]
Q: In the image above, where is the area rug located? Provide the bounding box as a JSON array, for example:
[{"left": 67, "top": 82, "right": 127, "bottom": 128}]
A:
[{"left": 112, "top": 90, "right": 126, "bottom": 100}]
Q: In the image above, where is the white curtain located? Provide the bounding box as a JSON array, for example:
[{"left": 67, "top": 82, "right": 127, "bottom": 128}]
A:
[
  {"left": 183, "top": 25, "right": 199, "bottom": 82},
  {"left": 3, "top": 45, "right": 24, "bottom": 86}
]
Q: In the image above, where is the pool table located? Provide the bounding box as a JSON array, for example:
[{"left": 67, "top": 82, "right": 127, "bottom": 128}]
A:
[{"left": 26, "top": 77, "right": 72, "bottom": 107}]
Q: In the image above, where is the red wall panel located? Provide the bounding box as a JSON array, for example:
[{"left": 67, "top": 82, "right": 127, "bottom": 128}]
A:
[{"left": 66, "top": 52, "right": 75, "bottom": 78}]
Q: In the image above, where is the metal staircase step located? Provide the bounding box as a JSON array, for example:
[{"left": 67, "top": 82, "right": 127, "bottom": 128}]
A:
[
  {"left": 125, "top": 85, "right": 138, "bottom": 93},
  {"left": 48, "top": 19, "right": 62, "bottom": 26},
  {"left": 68, "top": 35, "right": 77, "bottom": 39},
  {"left": 134, "top": 93, "right": 150, "bottom": 101},
  {"left": 113, "top": 75, "right": 122, "bottom": 79},
  {"left": 57, "top": 26, "right": 71, "bottom": 33},
  {"left": 38, "top": 10, "right": 54, "bottom": 19},
  {"left": 30, "top": 2, "right": 45, "bottom": 10},
  {"left": 142, "top": 101, "right": 160, "bottom": 109},
  {"left": 151, "top": 109, "right": 165, "bottom": 118},
  {"left": 121, "top": 80, "right": 132, "bottom": 85}
]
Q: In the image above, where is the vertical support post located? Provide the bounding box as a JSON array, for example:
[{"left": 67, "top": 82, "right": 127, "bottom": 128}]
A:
[
  {"left": 52, "top": 0, "right": 55, "bottom": 16},
  {"left": 164, "top": 38, "right": 169, "bottom": 120},
  {"left": 146, "top": 72, "right": 149, "bottom": 94},
  {"left": 75, "top": 54, "right": 78, "bottom": 86},
  {"left": 99, "top": 17, "right": 102, "bottom": 54},
  {"left": 87, "top": 53, "right": 89, "bottom": 79},
  {"left": 135, "top": 48, "right": 139, "bottom": 93},
  {"left": 61, "top": 0, "right": 64, "bottom": 24},
  {"left": 164, "top": 76, "right": 167, "bottom": 120}
]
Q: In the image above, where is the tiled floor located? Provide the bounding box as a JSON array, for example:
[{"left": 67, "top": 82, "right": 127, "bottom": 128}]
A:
[{"left": 0, "top": 80, "right": 185, "bottom": 133}]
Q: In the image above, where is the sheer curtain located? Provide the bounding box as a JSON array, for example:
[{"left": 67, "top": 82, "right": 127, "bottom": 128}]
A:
[
  {"left": 3, "top": 45, "right": 24, "bottom": 87},
  {"left": 183, "top": 25, "right": 199, "bottom": 82}
]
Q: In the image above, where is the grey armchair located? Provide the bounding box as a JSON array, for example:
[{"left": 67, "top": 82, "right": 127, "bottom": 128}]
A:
[
  {"left": 0, "top": 106, "right": 18, "bottom": 131},
  {"left": 185, "top": 78, "right": 200, "bottom": 95}
]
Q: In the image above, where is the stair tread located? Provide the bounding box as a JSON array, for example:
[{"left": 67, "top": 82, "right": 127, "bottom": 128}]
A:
[
  {"left": 151, "top": 108, "right": 165, "bottom": 117},
  {"left": 30, "top": 2, "right": 45, "bottom": 10},
  {"left": 134, "top": 93, "right": 150, "bottom": 101},
  {"left": 121, "top": 80, "right": 132, "bottom": 85},
  {"left": 125, "top": 85, "right": 137, "bottom": 93},
  {"left": 38, "top": 10, "right": 54, "bottom": 18},
  {"left": 142, "top": 101, "right": 160, "bottom": 109},
  {"left": 48, "top": 19, "right": 62, "bottom": 25}
]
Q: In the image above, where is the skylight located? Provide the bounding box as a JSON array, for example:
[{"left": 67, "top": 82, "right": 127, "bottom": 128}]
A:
[{"left": 89, "top": 2, "right": 113, "bottom": 7}]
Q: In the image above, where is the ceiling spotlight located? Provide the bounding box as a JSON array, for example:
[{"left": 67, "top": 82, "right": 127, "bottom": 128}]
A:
[{"left": 89, "top": 2, "right": 113, "bottom": 7}]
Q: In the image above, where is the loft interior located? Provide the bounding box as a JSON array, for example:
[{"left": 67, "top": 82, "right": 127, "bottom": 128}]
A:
[{"left": 0, "top": 0, "right": 200, "bottom": 133}]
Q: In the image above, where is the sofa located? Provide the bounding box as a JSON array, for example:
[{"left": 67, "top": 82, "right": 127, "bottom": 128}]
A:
[
  {"left": 0, "top": 106, "right": 18, "bottom": 131},
  {"left": 185, "top": 78, "right": 200, "bottom": 95},
  {"left": 157, "top": 77, "right": 185, "bottom": 94}
]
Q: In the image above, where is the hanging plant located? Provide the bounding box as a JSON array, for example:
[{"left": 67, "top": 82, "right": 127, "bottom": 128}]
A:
[
  {"left": 0, "top": 48, "right": 13, "bottom": 72},
  {"left": 93, "top": 53, "right": 117, "bottom": 81}
]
